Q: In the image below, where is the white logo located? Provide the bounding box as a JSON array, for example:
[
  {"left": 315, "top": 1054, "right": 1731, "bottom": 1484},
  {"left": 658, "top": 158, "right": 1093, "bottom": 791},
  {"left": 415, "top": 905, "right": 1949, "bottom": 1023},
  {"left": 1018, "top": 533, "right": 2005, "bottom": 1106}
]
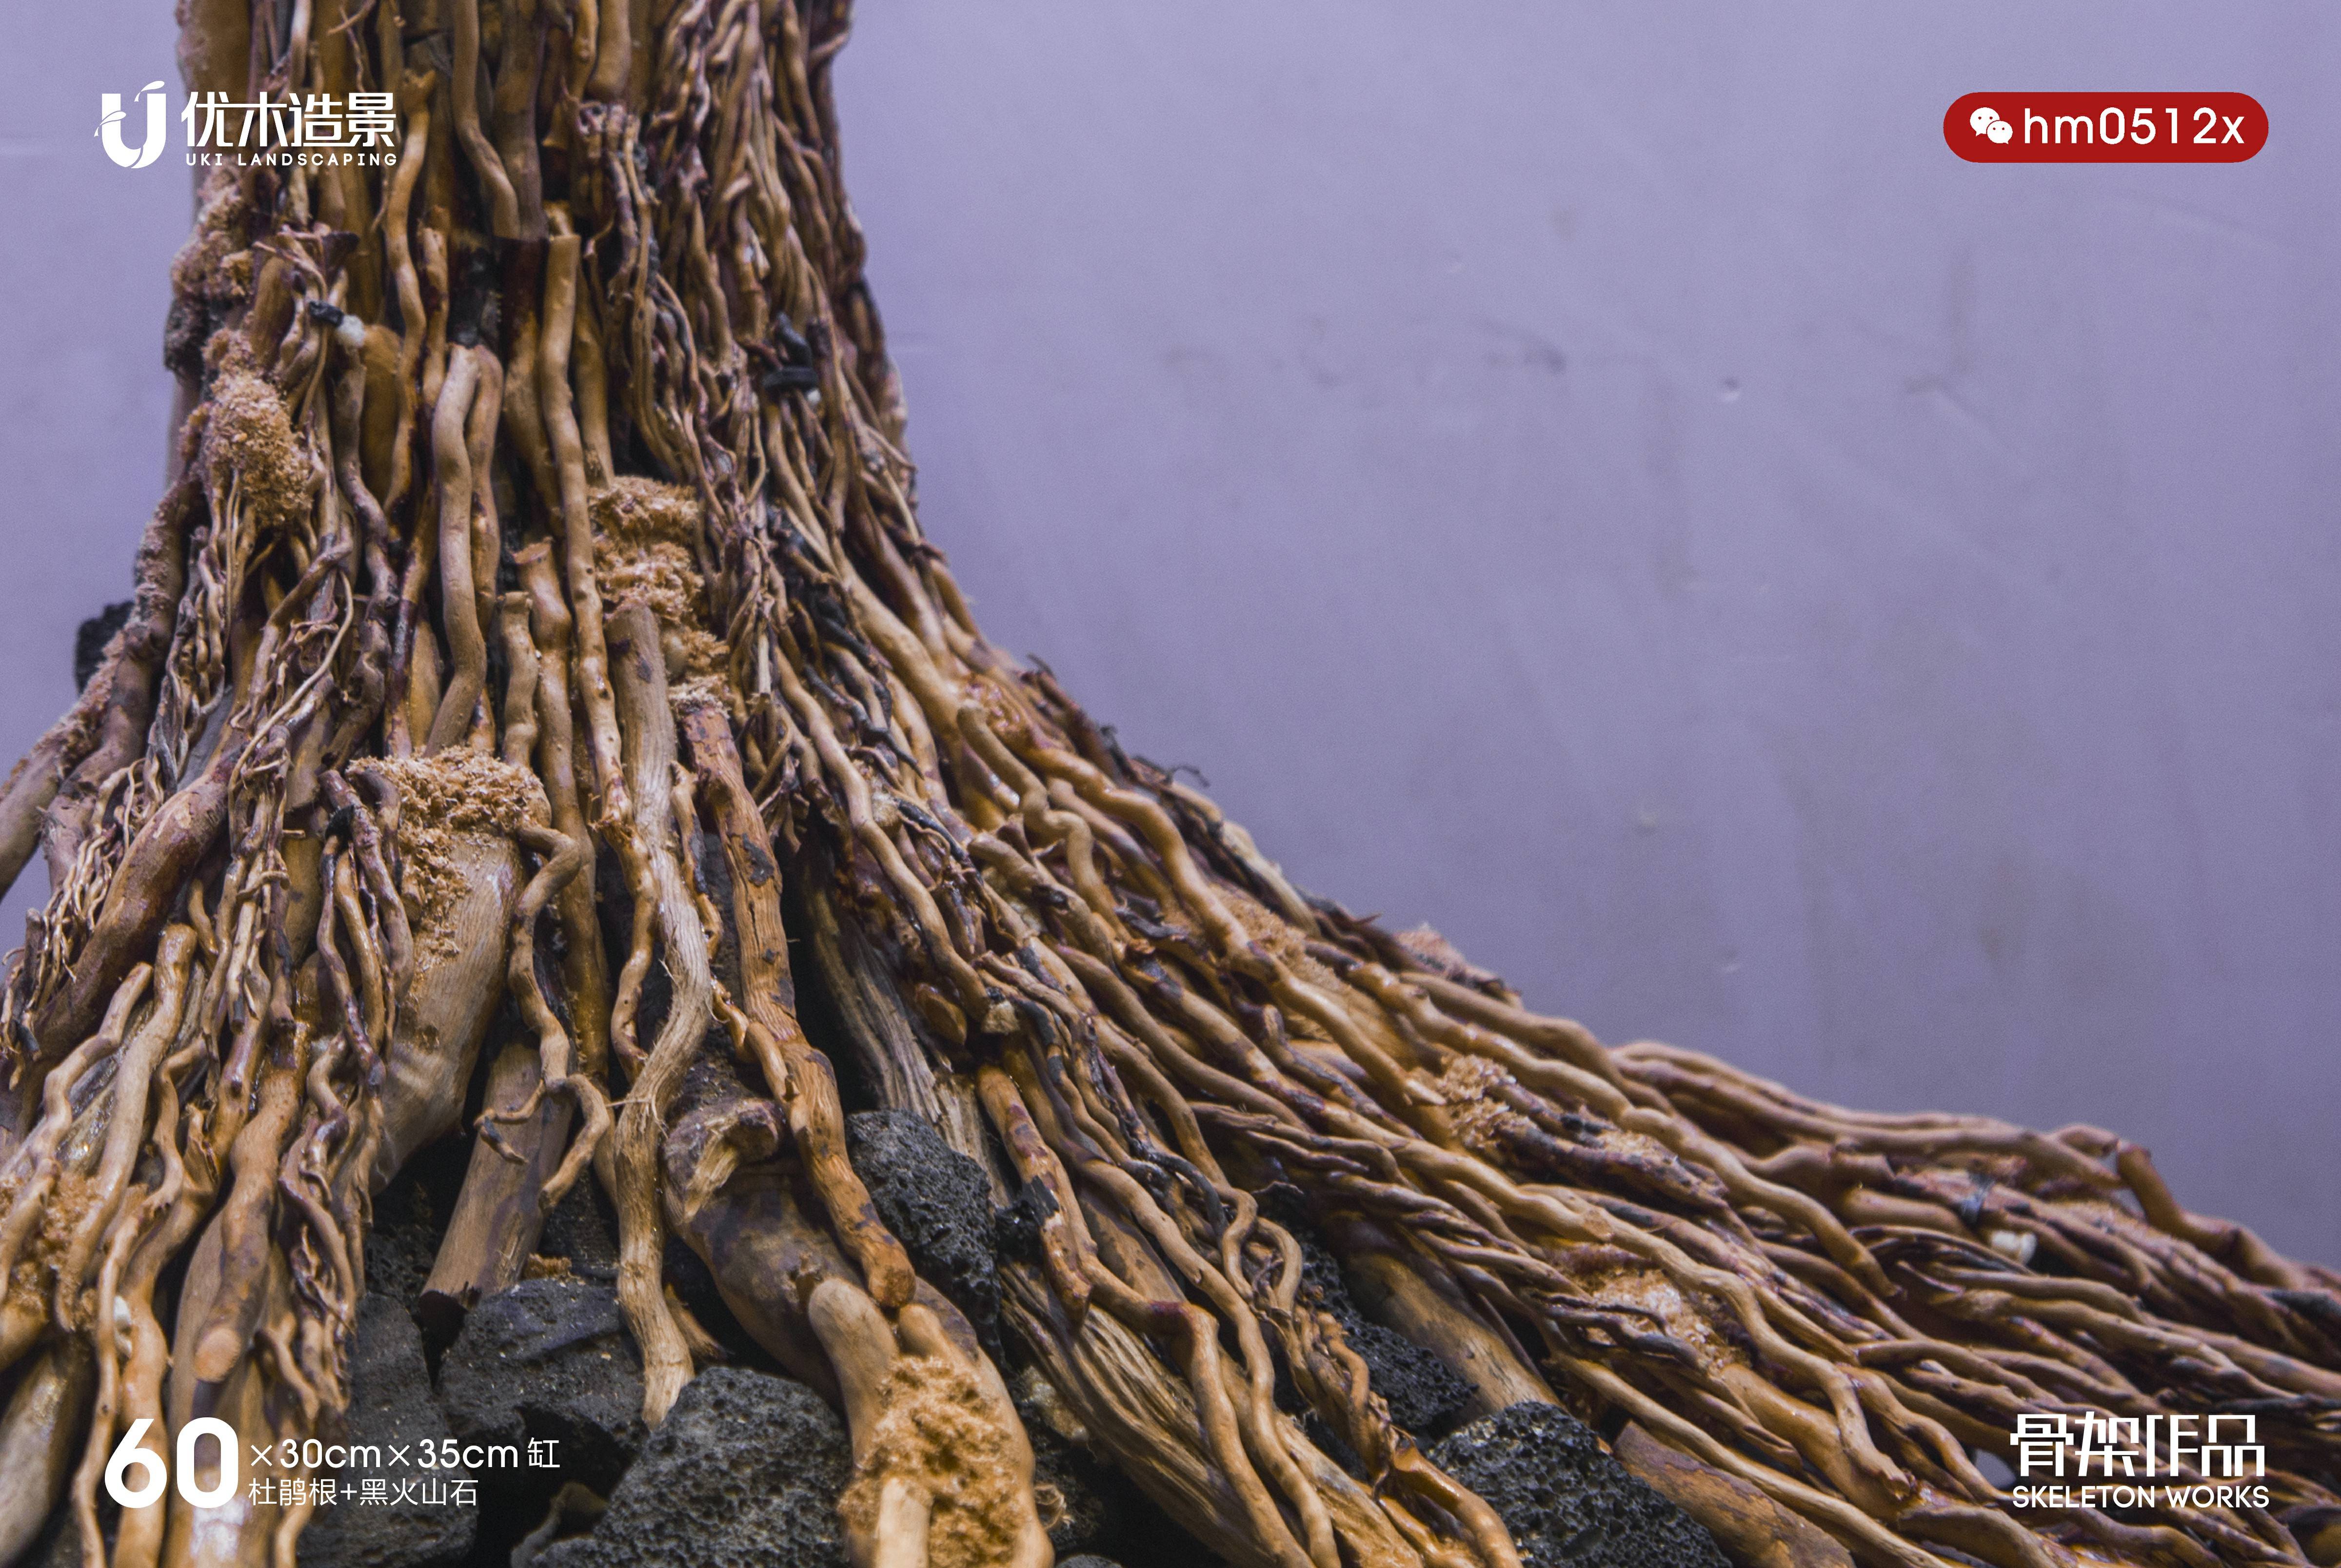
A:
[
  {"left": 96, "top": 79, "right": 402, "bottom": 171},
  {"left": 1969, "top": 105, "right": 2015, "bottom": 145},
  {"left": 2006, "top": 1409, "right": 2270, "bottom": 1512},
  {"left": 97, "top": 81, "right": 170, "bottom": 169}
]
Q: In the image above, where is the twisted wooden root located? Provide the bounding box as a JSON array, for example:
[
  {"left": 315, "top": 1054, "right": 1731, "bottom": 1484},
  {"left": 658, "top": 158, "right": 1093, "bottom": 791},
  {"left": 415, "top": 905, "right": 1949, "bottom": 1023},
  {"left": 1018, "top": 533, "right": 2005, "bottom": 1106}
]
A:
[{"left": 0, "top": 4, "right": 2330, "bottom": 1568}]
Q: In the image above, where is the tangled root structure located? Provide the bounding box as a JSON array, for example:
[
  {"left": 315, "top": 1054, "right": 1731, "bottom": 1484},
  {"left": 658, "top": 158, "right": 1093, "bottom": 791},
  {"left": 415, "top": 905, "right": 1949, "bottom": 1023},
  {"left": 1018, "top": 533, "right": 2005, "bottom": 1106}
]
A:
[{"left": 0, "top": 5, "right": 2330, "bottom": 1568}]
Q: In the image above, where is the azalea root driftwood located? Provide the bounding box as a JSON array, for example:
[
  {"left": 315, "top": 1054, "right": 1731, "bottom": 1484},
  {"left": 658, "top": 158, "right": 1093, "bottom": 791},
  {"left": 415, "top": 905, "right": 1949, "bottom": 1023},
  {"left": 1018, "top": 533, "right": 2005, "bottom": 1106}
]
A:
[{"left": 0, "top": 4, "right": 2336, "bottom": 1568}]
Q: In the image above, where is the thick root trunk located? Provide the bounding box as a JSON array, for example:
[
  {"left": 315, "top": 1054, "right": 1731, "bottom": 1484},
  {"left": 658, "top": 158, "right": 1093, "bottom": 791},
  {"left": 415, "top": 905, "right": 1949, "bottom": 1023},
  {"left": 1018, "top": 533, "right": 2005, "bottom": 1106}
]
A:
[{"left": 0, "top": 4, "right": 2329, "bottom": 1568}]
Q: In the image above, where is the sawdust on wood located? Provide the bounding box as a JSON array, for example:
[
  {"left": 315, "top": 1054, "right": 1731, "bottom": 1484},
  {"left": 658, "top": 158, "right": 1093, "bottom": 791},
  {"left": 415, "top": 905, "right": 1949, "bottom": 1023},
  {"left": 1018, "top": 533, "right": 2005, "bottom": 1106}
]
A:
[
  {"left": 366, "top": 751, "right": 546, "bottom": 960},
  {"left": 1437, "top": 1052, "right": 1536, "bottom": 1162},
  {"left": 591, "top": 477, "right": 725, "bottom": 678},
  {"left": 200, "top": 341, "right": 311, "bottom": 535},
  {"left": 168, "top": 173, "right": 251, "bottom": 314},
  {"left": 837, "top": 1353, "right": 1023, "bottom": 1568}
]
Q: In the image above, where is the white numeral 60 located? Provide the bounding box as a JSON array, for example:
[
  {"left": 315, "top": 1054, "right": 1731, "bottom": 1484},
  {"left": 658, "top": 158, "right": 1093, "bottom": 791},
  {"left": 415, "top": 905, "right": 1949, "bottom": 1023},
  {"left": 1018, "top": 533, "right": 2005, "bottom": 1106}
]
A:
[{"left": 103, "top": 1418, "right": 240, "bottom": 1509}]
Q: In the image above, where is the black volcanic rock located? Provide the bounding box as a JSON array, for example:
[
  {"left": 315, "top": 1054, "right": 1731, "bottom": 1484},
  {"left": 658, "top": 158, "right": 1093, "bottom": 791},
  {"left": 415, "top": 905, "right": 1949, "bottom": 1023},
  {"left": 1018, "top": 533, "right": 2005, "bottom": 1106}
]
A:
[
  {"left": 847, "top": 1110, "right": 999, "bottom": 1346},
  {"left": 536, "top": 1368, "right": 853, "bottom": 1568},
  {"left": 1430, "top": 1403, "right": 1731, "bottom": 1568},
  {"left": 438, "top": 1279, "right": 646, "bottom": 1498},
  {"left": 296, "top": 1294, "right": 475, "bottom": 1568}
]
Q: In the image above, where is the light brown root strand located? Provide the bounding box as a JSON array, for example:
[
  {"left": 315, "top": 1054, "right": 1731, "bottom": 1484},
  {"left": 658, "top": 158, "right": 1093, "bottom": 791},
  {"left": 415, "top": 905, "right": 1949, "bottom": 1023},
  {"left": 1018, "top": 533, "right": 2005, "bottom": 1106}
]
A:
[
  {"left": 16, "top": 473, "right": 194, "bottom": 901},
  {"left": 538, "top": 234, "right": 633, "bottom": 834},
  {"left": 110, "top": 1083, "right": 217, "bottom": 1568},
  {"left": 53, "top": 926, "right": 200, "bottom": 1331},
  {"left": 364, "top": 800, "right": 520, "bottom": 1186},
  {"left": 1335, "top": 1236, "right": 1556, "bottom": 1418},
  {"left": 0, "top": 964, "right": 155, "bottom": 1319},
  {"left": 180, "top": 1040, "right": 308, "bottom": 1396},
  {"left": 420, "top": 1036, "right": 570, "bottom": 1332},
  {"left": 379, "top": 71, "right": 435, "bottom": 528},
  {"left": 0, "top": 1339, "right": 94, "bottom": 1564},
  {"left": 423, "top": 345, "right": 488, "bottom": 753},
  {"left": 606, "top": 601, "right": 713, "bottom": 1425},
  {"left": 515, "top": 539, "right": 614, "bottom": 1083},
  {"left": 677, "top": 694, "right": 915, "bottom": 1311}
]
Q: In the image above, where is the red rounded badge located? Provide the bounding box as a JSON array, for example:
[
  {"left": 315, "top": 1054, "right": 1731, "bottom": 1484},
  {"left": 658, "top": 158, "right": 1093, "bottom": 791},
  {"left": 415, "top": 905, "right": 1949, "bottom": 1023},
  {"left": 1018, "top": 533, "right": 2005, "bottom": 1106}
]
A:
[{"left": 1944, "top": 94, "right": 2266, "bottom": 163}]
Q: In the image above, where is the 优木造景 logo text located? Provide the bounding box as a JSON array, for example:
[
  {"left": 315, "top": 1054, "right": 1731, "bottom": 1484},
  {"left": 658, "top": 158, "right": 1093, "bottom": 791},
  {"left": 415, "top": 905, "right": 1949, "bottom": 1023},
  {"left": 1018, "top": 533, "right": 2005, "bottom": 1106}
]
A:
[{"left": 96, "top": 83, "right": 403, "bottom": 169}]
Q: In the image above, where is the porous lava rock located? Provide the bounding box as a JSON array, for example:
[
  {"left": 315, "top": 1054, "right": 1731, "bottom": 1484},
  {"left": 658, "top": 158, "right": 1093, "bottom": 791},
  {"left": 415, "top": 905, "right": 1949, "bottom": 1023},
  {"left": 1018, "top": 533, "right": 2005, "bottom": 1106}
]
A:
[
  {"left": 438, "top": 1279, "right": 647, "bottom": 1497},
  {"left": 1430, "top": 1403, "right": 1731, "bottom": 1568},
  {"left": 295, "top": 1294, "right": 476, "bottom": 1568},
  {"left": 1291, "top": 1224, "right": 1475, "bottom": 1441},
  {"left": 536, "top": 1367, "right": 853, "bottom": 1568},
  {"left": 847, "top": 1109, "right": 1000, "bottom": 1345},
  {"left": 1343, "top": 1313, "right": 1477, "bottom": 1439}
]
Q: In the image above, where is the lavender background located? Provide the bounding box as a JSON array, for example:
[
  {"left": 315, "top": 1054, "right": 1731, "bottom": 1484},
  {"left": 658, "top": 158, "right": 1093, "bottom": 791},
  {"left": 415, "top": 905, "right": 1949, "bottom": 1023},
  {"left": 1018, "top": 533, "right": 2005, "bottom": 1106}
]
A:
[{"left": 2, "top": 4, "right": 2334, "bottom": 1260}]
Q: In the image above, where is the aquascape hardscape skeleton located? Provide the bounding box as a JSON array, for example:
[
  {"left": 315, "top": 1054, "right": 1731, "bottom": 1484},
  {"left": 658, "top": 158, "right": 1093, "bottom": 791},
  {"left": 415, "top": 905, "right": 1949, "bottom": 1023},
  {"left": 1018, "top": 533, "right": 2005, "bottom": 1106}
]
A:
[{"left": 0, "top": 2, "right": 2336, "bottom": 1566}]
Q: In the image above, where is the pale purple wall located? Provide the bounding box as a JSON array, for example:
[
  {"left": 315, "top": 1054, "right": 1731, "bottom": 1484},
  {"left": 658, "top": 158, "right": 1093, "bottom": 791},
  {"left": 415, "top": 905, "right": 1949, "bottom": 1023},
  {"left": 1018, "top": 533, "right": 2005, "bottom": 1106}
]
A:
[{"left": 4, "top": 3, "right": 2335, "bottom": 1260}]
